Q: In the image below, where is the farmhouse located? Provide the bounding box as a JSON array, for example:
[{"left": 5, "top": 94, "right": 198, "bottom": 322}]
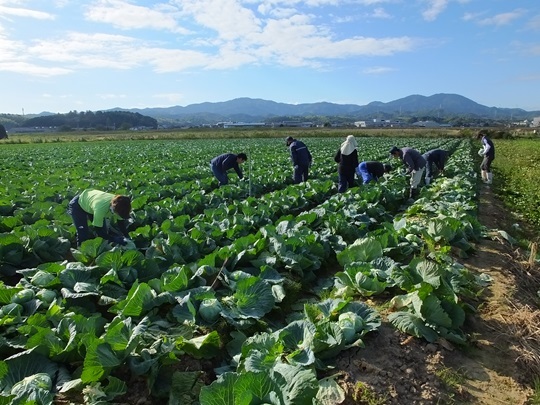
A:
[{"left": 217, "top": 122, "right": 267, "bottom": 128}]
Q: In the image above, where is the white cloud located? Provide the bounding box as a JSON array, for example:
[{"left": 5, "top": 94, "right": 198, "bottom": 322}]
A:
[
  {"left": 176, "top": 0, "right": 262, "bottom": 41},
  {"left": 362, "top": 66, "right": 396, "bottom": 74},
  {"left": 477, "top": 9, "right": 526, "bottom": 27},
  {"left": 135, "top": 48, "right": 214, "bottom": 72},
  {"left": 421, "top": 0, "right": 449, "bottom": 22},
  {"left": 0, "top": 61, "right": 70, "bottom": 76},
  {"left": 371, "top": 7, "right": 391, "bottom": 19},
  {"left": 41, "top": 93, "right": 72, "bottom": 98},
  {"left": 29, "top": 32, "right": 139, "bottom": 68},
  {"left": 0, "top": 31, "right": 71, "bottom": 76},
  {"left": 85, "top": 0, "right": 189, "bottom": 34},
  {"left": 27, "top": 31, "right": 214, "bottom": 72},
  {"left": 98, "top": 93, "right": 127, "bottom": 99},
  {"left": 256, "top": 0, "right": 392, "bottom": 6},
  {"left": 0, "top": 0, "right": 424, "bottom": 77},
  {"left": 0, "top": 5, "right": 55, "bottom": 20},
  {"left": 462, "top": 12, "right": 480, "bottom": 22}
]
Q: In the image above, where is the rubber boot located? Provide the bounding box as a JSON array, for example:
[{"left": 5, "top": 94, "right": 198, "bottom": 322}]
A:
[
  {"left": 486, "top": 172, "right": 493, "bottom": 184},
  {"left": 408, "top": 187, "right": 419, "bottom": 200},
  {"left": 481, "top": 170, "right": 488, "bottom": 183}
]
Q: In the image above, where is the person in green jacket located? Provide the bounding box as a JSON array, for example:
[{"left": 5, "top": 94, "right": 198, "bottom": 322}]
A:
[{"left": 68, "top": 189, "right": 132, "bottom": 246}]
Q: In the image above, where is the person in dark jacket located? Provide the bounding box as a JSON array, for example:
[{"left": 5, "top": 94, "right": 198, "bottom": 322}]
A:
[
  {"left": 68, "top": 189, "right": 132, "bottom": 246},
  {"left": 0, "top": 124, "right": 7, "bottom": 139},
  {"left": 286, "top": 136, "right": 312, "bottom": 184},
  {"left": 422, "top": 149, "right": 450, "bottom": 185},
  {"left": 356, "top": 161, "right": 392, "bottom": 184},
  {"left": 476, "top": 131, "right": 495, "bottom": 184},
  {"left": 334, "top": 135, "right": 359, "bottom": 192},
  {"left": 389, "top": 146, "right": 426, "bottom": 199},
  {"left": 210, "top": 152, "right": 247, "bottom": 186}
]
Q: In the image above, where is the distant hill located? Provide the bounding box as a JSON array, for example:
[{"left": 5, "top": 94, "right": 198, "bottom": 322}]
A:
[
  {"left": 4, "top": 93, "right": 539, "bottom": 130},
  {"left": 112, "top": 94, "right": 540, "bottom": 124},
  {"left": 2, "top": 111, "right": 157, "bottom": 131}
]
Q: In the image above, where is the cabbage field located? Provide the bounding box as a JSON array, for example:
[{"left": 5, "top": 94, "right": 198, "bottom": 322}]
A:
[{"left": 0, "top": 136, "right": 491, "bottom": 404}]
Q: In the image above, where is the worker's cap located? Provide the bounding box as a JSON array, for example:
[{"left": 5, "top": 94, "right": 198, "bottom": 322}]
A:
[
  {"left": 389, "top": 146, "right": 400, "bottom": 155},
  {"left": 285, "top": 136, "right": 294, "bottom": 145}
]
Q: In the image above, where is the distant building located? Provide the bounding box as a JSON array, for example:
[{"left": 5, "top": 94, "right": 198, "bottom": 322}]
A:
[
  {"left": 531, "top": 117, "right": 540, "bottom": 127},
  {"left": 217, "top": 122, "right": 267, "bottom": 128},
  {"left": 354, "top": 119, "right": 406, "bottom": 128},
  {"left": 273, "top": 121, "right": 314, "bottom": 128},
  {"left": 411, "top": 120, "right": 440, "bottom": 128}
]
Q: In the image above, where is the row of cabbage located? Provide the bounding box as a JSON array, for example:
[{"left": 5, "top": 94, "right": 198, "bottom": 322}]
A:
[
  {"left": 1, "top": 137, "right": 455, "bottom": 272},
  {"left": 0, "top": 137, "right": 487, "bottom": 404}
]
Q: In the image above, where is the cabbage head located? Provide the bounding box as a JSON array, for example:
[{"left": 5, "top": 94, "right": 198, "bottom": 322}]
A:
[{"left": 199, "top": 298, "right": 222, "bottom": 323}]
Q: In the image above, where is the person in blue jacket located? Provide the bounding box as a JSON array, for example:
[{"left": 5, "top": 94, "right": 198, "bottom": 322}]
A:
[
  {"left": 286, "top": 136, "right": 312, "bottom": 184},
  {"left": 390, "top": 146, "right": 426, "bottom": 199},
  {"left": 476, "top": 131, "right": 495, "bottom": 184},
  {"left": 422, "top": 149, "right": 450, "bottom": 185},
  {"left": 356, "top": 161, "right": 392, "bottom": 184},
  {"left": 210, "top": 152, "right": 247, "bottom": 186}
]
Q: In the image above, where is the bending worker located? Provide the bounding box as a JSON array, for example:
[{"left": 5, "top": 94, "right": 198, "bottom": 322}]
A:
[
  {"left": 356, "top": 161, "right": 392, "bottom": 184},
  {"left": 422, "top": 149, "right": 450, "bottom": 185},
  {"left": 68, "top": 189, "right": 132, "bottom": 246},
  {"left": 210, "top": 152, "right": 247, "bottom": 186},
  {"left": 389, "top": 146, "right": 426, "bottom": 199}
]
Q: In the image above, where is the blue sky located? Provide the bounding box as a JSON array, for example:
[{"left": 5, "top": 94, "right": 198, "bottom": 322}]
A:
[{"left": 1, "top": 0, "right": 539, "bottom": 115}]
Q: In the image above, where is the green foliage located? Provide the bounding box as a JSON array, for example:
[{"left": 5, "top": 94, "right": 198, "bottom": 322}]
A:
[
  {"left": 0, "top": 135, "right": 498, "bottom": 403},
  {"left": 492, "top": 139, "right": 540, "bottom": 229},
  {"left": 23, "top": 110, "right": 157, "bottom": 130}
]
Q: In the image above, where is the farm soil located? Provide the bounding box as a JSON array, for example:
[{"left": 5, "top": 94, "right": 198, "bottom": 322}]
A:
[{"left": 335, "top": 184, "right": 540, "bottom": 404}]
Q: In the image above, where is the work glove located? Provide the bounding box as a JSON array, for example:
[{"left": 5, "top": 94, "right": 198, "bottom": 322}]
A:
[
  {"left": 111, "top": 236, "right": 128, "bottom": 246},
  {"left": 122, "top": 239, "right": 137, "bottom": 250}
]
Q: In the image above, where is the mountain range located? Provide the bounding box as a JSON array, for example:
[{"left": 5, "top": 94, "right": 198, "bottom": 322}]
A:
[{"left": 113, "top": 93, "right": 540, "bottom": 124}]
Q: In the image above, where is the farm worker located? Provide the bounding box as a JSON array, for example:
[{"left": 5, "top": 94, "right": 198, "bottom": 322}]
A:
[
  {"left": 0, "top": 123, "right": 7, "bottom": 139},
  {"left": 476, "top": 131, "right": 495, "bottom": 184},
  {"left": 422, "top": 149, "right": 451, "bottom": 185},
  {"left": 334, "top": 135, "right": 359, "bottom": 192},
  {"left": 285, "top": 136, "right": 313, "bottom": 184},
  {"left": 210, "top": 152, "right": 247, "bottom": 186},
  {"left": 356, "top": 161, "right": 393, "bottom": 184},
  {"left": 68, "top": 189, "right": 132, "bottom": 246},
  {"left": 389, "top": 146, "right": 426, "bottom": 199}
]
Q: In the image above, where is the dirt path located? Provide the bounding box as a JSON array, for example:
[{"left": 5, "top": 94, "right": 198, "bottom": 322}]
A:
[{"left": 337, "top": 184, "right": 539, "bottom": 404}]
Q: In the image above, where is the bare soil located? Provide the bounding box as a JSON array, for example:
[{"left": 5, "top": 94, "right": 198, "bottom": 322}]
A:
[{"left": 336, "top": 184, "right": 540, "bottom": 404}]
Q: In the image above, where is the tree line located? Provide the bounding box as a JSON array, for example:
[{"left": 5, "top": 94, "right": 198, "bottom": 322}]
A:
[{"left": 1, "top": 111, "right": 157, "bottom": 131}]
